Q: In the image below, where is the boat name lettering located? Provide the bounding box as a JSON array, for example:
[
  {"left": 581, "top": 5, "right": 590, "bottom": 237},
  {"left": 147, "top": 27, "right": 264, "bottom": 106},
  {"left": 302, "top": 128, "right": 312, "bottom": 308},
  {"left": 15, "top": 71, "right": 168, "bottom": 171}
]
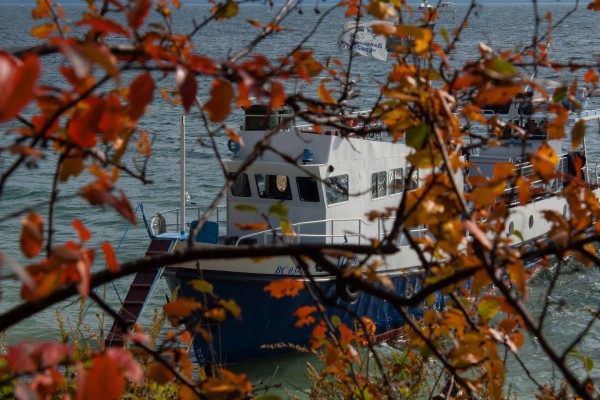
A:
[
  {"left": 274, "top": 266, "right": 301, "bottom": 275},
  {"left": 337, "top": 256, "right": 359, "bottom": 268}
]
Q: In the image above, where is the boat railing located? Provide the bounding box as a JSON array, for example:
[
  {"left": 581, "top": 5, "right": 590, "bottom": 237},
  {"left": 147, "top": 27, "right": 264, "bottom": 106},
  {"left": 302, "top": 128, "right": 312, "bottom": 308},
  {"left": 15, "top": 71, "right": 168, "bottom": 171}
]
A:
[
  {"left": 502, "top": 152, "right": 587, "bottom": 205},
  {"left": 149, "top": 205, "right": 227, "bottom": 236},
  {"left": 234, "top": 218, "right": 427, "bottom": 246}
]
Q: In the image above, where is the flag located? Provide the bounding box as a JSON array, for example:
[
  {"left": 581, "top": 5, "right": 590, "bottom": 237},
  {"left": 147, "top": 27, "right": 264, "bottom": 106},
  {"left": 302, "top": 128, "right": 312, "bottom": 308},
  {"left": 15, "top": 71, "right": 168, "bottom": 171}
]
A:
[{"left": 338, "top": 21, "right": 389, "bottom": 62}]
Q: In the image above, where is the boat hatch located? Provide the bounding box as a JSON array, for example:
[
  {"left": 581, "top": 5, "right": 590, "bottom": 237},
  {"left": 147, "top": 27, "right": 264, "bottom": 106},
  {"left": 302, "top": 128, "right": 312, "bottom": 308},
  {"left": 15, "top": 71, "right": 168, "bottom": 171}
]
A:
[{"left": 243, "top": 104, "right": 294, "bottom": 131}]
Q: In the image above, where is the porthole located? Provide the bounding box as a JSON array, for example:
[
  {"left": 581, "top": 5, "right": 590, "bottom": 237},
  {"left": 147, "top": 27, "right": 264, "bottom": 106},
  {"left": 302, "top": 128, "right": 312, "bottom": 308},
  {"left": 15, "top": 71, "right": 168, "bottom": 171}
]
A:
[
  {"left": 508, "top": 221, "right": 514, "bottom": 234},
  {"left": 528, "top": 215, "right": 534, "bottom": 229}
]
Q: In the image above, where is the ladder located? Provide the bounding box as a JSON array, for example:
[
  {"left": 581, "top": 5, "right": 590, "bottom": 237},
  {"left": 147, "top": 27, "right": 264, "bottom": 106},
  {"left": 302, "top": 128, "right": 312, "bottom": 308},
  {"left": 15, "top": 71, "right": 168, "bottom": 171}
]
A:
[{"left": 105, "top": 238, "right": 175, "bottom": 347}]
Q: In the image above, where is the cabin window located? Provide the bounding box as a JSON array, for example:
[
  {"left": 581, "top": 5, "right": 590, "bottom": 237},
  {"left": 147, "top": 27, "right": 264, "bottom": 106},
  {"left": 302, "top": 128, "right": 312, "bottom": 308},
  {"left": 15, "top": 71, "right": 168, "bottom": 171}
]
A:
[
  {"left": 371, "top": 171, "right": 387, "bottom": 199},
  {"left": 325, "top": 175, "right": 349, "bottom": 205},
  {"left": 230, "top": 173, "right": 251, "bottom": 197},
  {"left": 296, "top": 177, "right": 320, "bottom": 202},
  {"left": 389, "top": 168, "right": 403, "bottom": 195},
  {"left": 255, "top": 174, "right": 292, "bottom": 200}
]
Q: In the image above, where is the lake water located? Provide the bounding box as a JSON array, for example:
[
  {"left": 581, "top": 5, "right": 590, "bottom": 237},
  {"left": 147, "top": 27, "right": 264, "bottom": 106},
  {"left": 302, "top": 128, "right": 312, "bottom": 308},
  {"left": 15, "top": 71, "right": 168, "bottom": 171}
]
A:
[{"left": 0, "top": 2, "right": 599, "bottom": 398}]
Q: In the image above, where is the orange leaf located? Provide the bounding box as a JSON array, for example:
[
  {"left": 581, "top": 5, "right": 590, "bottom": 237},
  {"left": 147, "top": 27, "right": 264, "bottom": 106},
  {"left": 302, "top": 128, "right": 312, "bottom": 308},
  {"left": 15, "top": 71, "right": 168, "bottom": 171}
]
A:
[
  {"left": 475, "top": 84, "right": 522, "bottom": 106},
  {"left": 294, "top": 306, "right": 317, "bottom": 327},
  {"left": 0, "top": 52, "right": 40, "bottom": 123},
  {"left": 271, "top": 81, "right": 285, "bottom": 109},
  {"left": 101, "top": 242, "right": 120, "bottom": 272},
  {"left": 136, "top": 131, "right": 151, "bottom": 157},
  {"left": 318, "top": 82, "right": 336, "bottom": 105},
  {"left": 72, "top": 219, "right": 91, "bottom": 242},
  {"left": 204, "top": 307, "right": 227, "bottom": 322},
  {"left": 128, "top": 72, "right": 154, "bottom": 120},
  {"left": 530, "top": 142, "right": 558, "bottom": 182},
  {"left": 127, "top": 0, "right": 151, "bottom": 30},
  {"left": 20, "top": 212, "right": 44, "bottom": 258},
  {"left": 235, "top": 223, "right": 267, "bottom": 231},
  {"left": 263, "top": 278, "right": 304, "bottom": 299},
  {"left": 204, "top": 79, "right": 233, "bottom": 122},
  {"left": 31, "top": 23, "right": 57, "bottom": 39},
  {"left": 163, "top": 298, "right": 202, "bottom": 318},
  {"left": 246, "top": 19, "right": 262, "bottom": 28},
  {"left": 59, "top": 154, "right": 85, "bottom": 182},
  {"left": 310, "top": 320, "right": 328, "bottom": 349}
]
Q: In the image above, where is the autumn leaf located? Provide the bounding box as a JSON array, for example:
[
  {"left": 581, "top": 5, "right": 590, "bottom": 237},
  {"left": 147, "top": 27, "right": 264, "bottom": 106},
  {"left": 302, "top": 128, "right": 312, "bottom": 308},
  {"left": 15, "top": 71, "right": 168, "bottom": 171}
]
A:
[
  {"left": 264, "top": 278, "right": 304, "bottom": 298},
  {"left": 318, "top": 81, "right": 336, "bottom": 105},
  {"left": 20, "top": 211, "right": 44, "bottom": 258},
  {"left": 72, "top": 219, "right": 91, "bottom": 242},
  {"left": 235, "top": 223, "right": 267, "bottom": 231},
  {"left": 101, "top": 242, "right": 120, "bottom": 272},
  {"left": 77, "top": 16, "right": 131, "bottom": 37},
  {"left": 76, "top": 353, "right": 125, "bottom": 400},
  {"left": 190, "top": 279, "right": 213, "bottom": 293},
  {"left": 128, "top": 72, "right": 154, "bottom": 120},
  {"left": 571, "top": 119, "right": 585, "bottom": 150},
  {"left": 588, "top": 0, "right": 600, "bottom": 10},
  {"left": 271, "top": 81, "right": 286, "bottom": 109},
  {"left": 204, "top": 79, "right": 233, "bottom": 122},
  {"left": 31, "top": 23, "right": 57, "bottom": 39},
  {"left": 530, "top": 142, "right": 558, "bottom": 182},
  {"left": 294, "top": 306, "right": 317, "bottom": 327},
  {"left": 0, "top": 52, "right": 40, "bottom": 123},
  {"left": 475, "top": 84, "right": 522, "bottom": 106},
  {"left": 394, "top": 25, "right": 433, "bottom": 54},
  {"left": 204, "top": 307, "right": 227, "bottom": 322},
  {"left": 219, "top": 299, "right": 241, "bottom": 318},
  {"left": 478, "top": 296, "right": 500, "bottom": 320},
  {"left": 127, "top": 0, "right": 151, "bottom": 30},
  {"left": 213, "top": 0, "right": 239, "bottom": 21},
  {"left": 163, "top": 298, "right": 201, "bottom": 326}
]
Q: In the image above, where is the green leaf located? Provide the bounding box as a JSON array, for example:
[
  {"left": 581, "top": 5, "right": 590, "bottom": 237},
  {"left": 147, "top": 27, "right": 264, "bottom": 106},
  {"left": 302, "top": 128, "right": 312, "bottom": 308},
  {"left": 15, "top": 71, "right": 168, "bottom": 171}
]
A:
[
  {"left": 269, "top": 202, "right": 288, "bottom": 219},
  {"left": 512, "top": 229, "right": 525, "bottom": 242},
  {"left": 571, "top": 119, "right": 586, "bottom": 150},
  {"left": 477, "top": 297, "right": 500, "bottom": 320},
  {"left": 331, "top": 315, "right": 342, "bottom": 327},
  {"left": 190, "top": 279, "right": 213, "bottom": 293},
  {"left": 585, "top": 357, "right": 594, "bottom": 372},
  {"left": 236, "top": 204, "right": 259, "bottom": 213},
  {"left": 486, "top": 58, "right": 518, "bottom": 79},
  {"left": 406, "top": 124, "right": 428, "bottom": 149},
  {"left": 215, "top": 0, "right": 238, "bottom": 20}
]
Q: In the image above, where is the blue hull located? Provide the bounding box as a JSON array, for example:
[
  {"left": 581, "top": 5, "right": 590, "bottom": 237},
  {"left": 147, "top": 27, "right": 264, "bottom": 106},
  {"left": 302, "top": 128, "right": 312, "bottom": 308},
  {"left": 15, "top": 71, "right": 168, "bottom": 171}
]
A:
[{"left": 164, "top": 268, "right": 444, "bottom": 365}]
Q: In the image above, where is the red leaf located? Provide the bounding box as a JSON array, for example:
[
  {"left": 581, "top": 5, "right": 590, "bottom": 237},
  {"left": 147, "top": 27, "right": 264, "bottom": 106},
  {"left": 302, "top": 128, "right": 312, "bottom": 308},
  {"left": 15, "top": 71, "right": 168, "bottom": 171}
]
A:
[
  {"left": 0, "top": 52, "right": 39, "bottom": 122},
  {"left": 68, "top": 97, "right": 104, "bottom": 147},
  {"left": 106, "top": 348, "right": 143, "bottom": 383},
  {"left": 76, "top": 16, "right": 131, "bottom": 38},
  {"left": 20, "top": 211, "right": 44, "bottom": 258},
  {"left": 176, "top": 66, "right": 197, "bottom": 112},
  {"left": 128, "top": 72, "right": 154, "bottom": 120},
  {"left": 6, "top": 342, "right": 73, "bottom": 373},
  {"left": 101, "top": 242, "right": 120, "bottom": 272},
  {"left": 72, "top": 219, "right": 91, "bottom": 242},
  {"left": 127, "top": 0, "right": 151, "bottom": 30},
  {"left": 76, "top": 353, "right": 125, "bottom": 400},
  {"left": 204, "top": 79, "right": 233, "bottom": 122}
]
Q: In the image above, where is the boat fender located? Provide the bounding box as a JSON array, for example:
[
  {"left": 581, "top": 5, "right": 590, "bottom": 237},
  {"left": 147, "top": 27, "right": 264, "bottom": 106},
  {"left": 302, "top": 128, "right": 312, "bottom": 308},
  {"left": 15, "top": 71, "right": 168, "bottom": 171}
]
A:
[
  {"left": 227, "top": 139, "right": 241, "bottom": 153},
  {"left": 336, "top": 265, "right": 360, "bottom": 302},
  {"left": 155, "top": 213, "right": 166, "bottom": 235}
]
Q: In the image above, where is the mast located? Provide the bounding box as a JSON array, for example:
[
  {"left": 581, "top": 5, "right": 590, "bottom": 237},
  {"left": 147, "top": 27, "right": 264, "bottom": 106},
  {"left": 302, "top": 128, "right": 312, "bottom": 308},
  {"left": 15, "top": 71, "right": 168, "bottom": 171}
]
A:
[{"left": 180, "top": 114, "right": 186, "bottom": 238}]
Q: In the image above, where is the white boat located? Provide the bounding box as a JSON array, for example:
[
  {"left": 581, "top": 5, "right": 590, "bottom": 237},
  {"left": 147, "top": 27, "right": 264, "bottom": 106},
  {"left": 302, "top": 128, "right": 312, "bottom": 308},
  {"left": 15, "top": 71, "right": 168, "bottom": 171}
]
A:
[{"left": 116, "top": 89, "right": 600, "bottom": 365}]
